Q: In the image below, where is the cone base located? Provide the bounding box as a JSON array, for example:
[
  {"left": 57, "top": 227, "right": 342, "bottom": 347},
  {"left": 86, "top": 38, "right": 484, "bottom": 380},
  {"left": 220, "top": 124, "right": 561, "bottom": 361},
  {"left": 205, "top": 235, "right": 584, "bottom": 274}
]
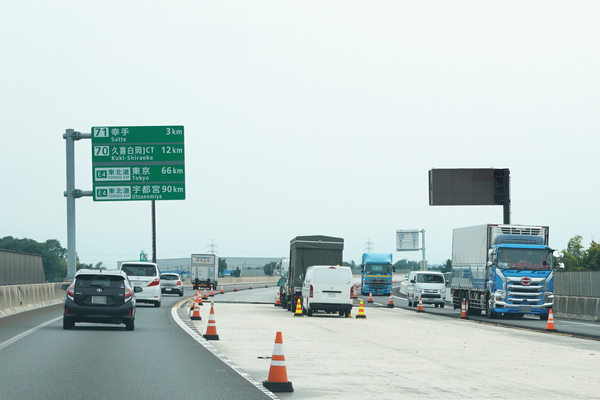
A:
[
  {"left": 356, "top": 315, "right": 366, "bottom": 319},
  {"left": 203, "top": 334, "right": 219, "bottom": 340},
  {"left": 417, "top": 309, "right": 425, "bottom": 313},
  {"left": 293, "top": 314, "right": 303, "bottom": 318},
  {"left": 368, "top": 300, "right": 373, "bottom": 303},
  {"left": 191, "top": 316, "right": 202, "bottom": 320},
  {"left": 263, "top": 380, "right": 294, "bottom": 393},
  {"left": 546, "top": 328, "right": 558, "bottom": 332},
  {"left": 388, "top": 304, "right": 394, "bottom": 308}
]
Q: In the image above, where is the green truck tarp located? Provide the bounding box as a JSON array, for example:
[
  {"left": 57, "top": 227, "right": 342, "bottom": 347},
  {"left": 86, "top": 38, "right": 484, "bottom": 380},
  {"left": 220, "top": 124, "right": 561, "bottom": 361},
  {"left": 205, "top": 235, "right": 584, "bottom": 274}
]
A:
[{"left": 289, "top": 235, "right": 344, "bottom": 289}]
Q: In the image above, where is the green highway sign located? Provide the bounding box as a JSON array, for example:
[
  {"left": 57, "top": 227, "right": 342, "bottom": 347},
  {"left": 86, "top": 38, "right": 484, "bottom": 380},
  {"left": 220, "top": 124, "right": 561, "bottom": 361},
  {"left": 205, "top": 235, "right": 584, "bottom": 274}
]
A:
[{"left": 92, "top": 125, "right": 185, "bottom": 201}]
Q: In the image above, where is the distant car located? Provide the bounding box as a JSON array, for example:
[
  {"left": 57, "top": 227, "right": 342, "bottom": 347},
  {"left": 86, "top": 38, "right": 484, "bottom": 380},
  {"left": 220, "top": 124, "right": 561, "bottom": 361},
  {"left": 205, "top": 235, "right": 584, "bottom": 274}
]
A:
[
  {"left": 406, "top": 271, "right": 447, "bottom": 308},
  {"left": 62, "top": 269, "right": 142, "bottom": 330},
  {"left": 120, "top": 262, "right": 162, "bottom": 307},
  {"left": 160, "top": 273, "right": 184, "bottom": 296}
]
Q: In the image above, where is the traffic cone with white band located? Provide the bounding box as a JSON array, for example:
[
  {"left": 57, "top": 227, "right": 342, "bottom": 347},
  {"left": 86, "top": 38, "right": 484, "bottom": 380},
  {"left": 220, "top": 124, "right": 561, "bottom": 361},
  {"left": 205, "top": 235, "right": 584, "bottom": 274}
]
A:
[
  {"left": 460, "top": 299, "right": 468, "bottom": 319},
  {"left": 262, "top": 332, "right": 294, "bottom": 392},
  {"left": 368, "top": 291, "right": 374, "bottom": 303},
  {"left": 387, "top": 292, "right": 394, "bottom": 308},
  {"left": 417, "top": 297, "right": 424, "bottom": 313},
  {"left": 190, "top": 301, "right": 202, "bottom": 320},
  {"left": 203, "top": 302, "right": 219, "bottom": 340},
  {"left": 546, "top": 309, "right": 558, "bottom": 332}
]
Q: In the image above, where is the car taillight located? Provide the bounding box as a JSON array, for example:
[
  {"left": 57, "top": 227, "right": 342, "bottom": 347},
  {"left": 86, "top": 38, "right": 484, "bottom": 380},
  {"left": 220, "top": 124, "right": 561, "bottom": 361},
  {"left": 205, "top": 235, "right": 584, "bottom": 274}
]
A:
[
  {"left": 67, "top": 285, "right": 74, "bottom": 300},
  {"left": 176, "top": 280, "right": 182, "bottom": 286},
  {"left": 124, "top": 287, "right": 132, "bottom": 299},
  {"left": 309, "top": 284, "right": 313, "bottom": 298},
  {"left": 148, "top": 279, "right": 160, "bottom": 287}
]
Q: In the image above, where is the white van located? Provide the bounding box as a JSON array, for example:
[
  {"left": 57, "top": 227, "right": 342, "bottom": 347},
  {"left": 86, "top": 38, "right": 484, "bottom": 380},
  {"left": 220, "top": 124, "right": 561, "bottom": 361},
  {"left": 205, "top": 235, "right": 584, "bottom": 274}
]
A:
[
  {"left": 301, "top": 265, "right": 353, "bottom": 317},
  {"left": 120, "top": 262, "right": 162, "bottom": 307},
  {"left": 406, "top": 271, "right": 447, "bottom": 308}
]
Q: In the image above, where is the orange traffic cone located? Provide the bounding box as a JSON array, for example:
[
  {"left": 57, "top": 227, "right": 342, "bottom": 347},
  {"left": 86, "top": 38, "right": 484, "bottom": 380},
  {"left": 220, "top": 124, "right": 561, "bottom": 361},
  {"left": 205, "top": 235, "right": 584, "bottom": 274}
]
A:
[
  {"left": 262, "top": 331, "right": 294, "bottom": 392},
  {"left": 209, "top": 288, "right": 214, "bottom": 297},
  {"left": 220, "top": 286, "right": 224, "bottom": 294},
  {"left": 368, "top": 291, "right": 373, "bottom": 303},
  {"left": 190, "top": 301, "right": 202, "bottom": 320},
  {"left": 275, "top": 291, "right": 281, "bottom": 307},
  {"left": 265, "top": 281, "right": 269, "bottom": 288},
  {"left": 546, "top": 309, "right": 558, "bottom": 332},
  {"left": 460, "top": 299, "right": 468, "bottom": 319},
  {"left": 356, "top": 300, "right": 366, "bottom": 319},
  {"left": 203, "top": 302, "right": 219, "bottom": 340},
  {"left": 387, "top": 292, "right": 394, "bottom": 308},
  {"left": 249, "top": 282, "right": 253, "bottom": 290},
  {"left": 202, "top": 289, "right": 208, "bottom": 300},
  {"left": 294, "top": 298, "right": 303, "bottom": 317},
  {"left": 417, "top": 297, "right": 424, "bottom": 313},
  {"left": 234, "top": 283, "right": 238, "bottom": 292}
]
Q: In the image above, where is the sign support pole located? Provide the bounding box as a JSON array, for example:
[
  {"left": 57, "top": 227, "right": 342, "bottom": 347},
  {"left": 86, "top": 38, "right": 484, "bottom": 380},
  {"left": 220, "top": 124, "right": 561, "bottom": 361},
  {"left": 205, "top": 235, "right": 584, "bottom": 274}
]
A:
[
  {"left": 63, "top": 129, "right": 92, "bottom": 280},
  {"left": 152, "top": 201, "right": 157, "bottom": 263}
]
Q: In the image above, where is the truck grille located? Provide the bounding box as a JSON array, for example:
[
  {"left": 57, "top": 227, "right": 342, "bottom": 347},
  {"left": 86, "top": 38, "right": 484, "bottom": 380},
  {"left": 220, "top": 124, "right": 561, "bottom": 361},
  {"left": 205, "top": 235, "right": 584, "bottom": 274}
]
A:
[
  {"left": 368, "top": 278, "right": 388, "bottom": 288},
  {"left": 506, "top": 277, "right": 545, "bottom": 305}
]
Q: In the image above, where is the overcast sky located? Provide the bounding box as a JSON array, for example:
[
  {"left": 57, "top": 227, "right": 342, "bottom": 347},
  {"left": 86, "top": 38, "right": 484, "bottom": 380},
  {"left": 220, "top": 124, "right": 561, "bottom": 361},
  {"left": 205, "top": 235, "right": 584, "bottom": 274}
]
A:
[{"left": 1, "top": 1, "right": 598, "bottom": 267}]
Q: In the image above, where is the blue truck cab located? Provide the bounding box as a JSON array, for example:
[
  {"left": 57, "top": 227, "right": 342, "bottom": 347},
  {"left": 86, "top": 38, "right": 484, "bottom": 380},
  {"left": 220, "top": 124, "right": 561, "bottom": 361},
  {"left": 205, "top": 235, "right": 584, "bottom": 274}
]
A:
[{"left": 360, "top": 253, "right": 394, "bottom": 295}]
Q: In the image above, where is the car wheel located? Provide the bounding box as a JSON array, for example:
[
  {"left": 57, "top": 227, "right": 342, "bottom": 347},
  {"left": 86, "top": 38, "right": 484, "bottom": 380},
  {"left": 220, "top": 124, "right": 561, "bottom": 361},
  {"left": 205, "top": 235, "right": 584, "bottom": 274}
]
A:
[
  {"left": 154, "top": 301, "right": 161, "bottom": 308},
  {"left": 179, "top": 290, "right": 184, "bottom": 297},
  {"left": 125, "top": 319, "right": 135, "bottom": 331},
  {"left": 63, "top": 315, "right": 74, "bottom": 330}
]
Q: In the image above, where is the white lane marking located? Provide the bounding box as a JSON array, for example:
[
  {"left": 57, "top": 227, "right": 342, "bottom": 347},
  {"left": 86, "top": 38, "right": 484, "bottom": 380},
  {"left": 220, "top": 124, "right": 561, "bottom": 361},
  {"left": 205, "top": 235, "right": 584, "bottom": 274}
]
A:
[
  {"left": 555, "top": 320, "right": 600, "bottom": 328},
  {"left": 0, "top": 316, "right": 62, "bottom": 351},
  {"left": 171, "top": 302, "right": 280, "bottom": 400}
]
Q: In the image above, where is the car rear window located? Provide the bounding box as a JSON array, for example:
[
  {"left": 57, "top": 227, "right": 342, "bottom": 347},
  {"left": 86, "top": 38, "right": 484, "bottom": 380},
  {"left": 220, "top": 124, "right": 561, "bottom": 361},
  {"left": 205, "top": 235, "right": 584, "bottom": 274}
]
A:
[
  {"left": 313, "top": 268, "right": 351, "bottom": 284},
  {"left": 76, "top": 275, "right": 125, "bottom": 289},
  {"left": 122, "top": 265, "right": 157, "bottom": 277},
  {"left": 160, "top": 274, "right": 179, "bottom": 280}
]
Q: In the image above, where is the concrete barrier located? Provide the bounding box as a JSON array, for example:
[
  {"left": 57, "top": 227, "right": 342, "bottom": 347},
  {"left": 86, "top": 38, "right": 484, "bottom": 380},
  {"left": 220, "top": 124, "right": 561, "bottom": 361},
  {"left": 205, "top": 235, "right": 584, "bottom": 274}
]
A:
[
  {"left": 554, "top": 295, "right": 600, "bottom": 322},
  {"left": 0, "top": 283, "right": 65, "bottom": 318}
]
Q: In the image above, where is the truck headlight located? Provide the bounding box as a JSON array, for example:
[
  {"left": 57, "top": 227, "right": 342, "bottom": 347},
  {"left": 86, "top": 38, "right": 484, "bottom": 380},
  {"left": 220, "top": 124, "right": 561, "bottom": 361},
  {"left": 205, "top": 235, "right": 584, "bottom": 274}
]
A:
[
  {"left": 494, "top": 291, "right": 505, "bottom": 302},
  {"left": 415, "top": 288, "right": 422, "bottom": 294}
]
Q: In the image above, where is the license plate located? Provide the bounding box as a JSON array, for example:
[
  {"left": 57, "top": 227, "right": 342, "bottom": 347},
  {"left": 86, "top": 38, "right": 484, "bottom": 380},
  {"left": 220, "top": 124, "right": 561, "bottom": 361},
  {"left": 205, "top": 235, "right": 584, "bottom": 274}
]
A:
[
  {"left": 166, "top": 288, "right": 171, "bottom": 292},
  {"left": 328, "top": 293, "right": 336, "bottom": 298},
  {"left": 92, "top": 296, "right": 107, "bottom": 304},
  {"left": 518, "top": 305, "right": 531, "bottom": 313}
]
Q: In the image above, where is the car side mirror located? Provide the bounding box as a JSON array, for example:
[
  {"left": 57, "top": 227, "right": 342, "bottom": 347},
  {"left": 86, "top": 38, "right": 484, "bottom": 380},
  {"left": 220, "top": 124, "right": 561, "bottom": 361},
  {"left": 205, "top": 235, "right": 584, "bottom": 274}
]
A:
[
  {"left": 60, "top": 284, "right": 70, "bottom": 290},
  {"left": 299, "top": 274, "right": 304, "bottom": 280},
  {"left": 134, "top": 287, "right": 143, "bottom": 293}
]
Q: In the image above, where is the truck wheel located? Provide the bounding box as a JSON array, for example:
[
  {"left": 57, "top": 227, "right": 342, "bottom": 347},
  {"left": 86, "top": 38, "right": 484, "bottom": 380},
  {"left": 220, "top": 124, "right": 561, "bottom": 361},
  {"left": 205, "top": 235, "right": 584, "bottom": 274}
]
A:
[
  {"left": 440, "top": 303, "right": 445, "bottom": 309},
  {"left": 338, "top": 310, "right": 344, "bottom": 317},
  {"left": 488, "top": 311, "right": 497, "bottom": 319},
  {"left": 434, "top": 304, "right": 439, "bottom": 308},
  {"left": 539, "top": 314, "right": 549, "bottom": 321},
  {"left": 408, "top": 300, "right": 413, "bottom": 307}
]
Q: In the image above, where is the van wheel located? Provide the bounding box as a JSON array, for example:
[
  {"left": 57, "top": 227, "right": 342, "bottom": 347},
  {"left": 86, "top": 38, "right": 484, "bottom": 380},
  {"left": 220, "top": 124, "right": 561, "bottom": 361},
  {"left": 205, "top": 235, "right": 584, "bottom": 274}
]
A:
[
  {"left": 154, "top": 301, "right": 161, "bottom": 308},
  {"left": 408, "top": 300, "right": 413, "bottom": 307},
  {"left": 440, "top": 303, "right": 445, "bottom": 308},
  {"left": 307, "top": 308, "right": 313, "bottom": 317},
  {"left": 434, "top": 304, "right": 439, "bottom": 308}
]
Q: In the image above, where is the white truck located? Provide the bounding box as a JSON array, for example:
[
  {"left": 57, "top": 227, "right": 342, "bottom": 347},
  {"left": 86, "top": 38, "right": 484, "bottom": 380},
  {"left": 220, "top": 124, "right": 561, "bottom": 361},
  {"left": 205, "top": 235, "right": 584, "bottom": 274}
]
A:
[{"left": 191, "top": 254, "right": 218, "bottom": 290}]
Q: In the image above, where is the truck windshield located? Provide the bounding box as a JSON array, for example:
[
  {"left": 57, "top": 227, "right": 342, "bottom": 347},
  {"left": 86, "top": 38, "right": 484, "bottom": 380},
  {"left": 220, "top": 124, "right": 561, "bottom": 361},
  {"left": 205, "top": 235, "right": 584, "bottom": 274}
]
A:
[
  {"left": 364, "top": 265, "right": 392, "bottom": 275},
  {"left": 497, "top": 248, "right": 553, "bottom": 271}
]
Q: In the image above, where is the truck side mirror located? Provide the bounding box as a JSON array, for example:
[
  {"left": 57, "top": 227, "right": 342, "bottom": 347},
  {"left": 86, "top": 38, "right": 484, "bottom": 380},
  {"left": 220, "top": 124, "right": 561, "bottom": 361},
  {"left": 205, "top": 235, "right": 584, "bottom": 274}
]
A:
[{"left": 392, "top": 266, "right": 396, "bottom": 272}]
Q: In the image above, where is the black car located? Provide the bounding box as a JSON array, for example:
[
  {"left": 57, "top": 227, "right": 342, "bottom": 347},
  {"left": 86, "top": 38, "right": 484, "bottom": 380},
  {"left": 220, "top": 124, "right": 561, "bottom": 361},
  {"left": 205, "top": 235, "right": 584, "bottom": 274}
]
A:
[{"left": 62, "top": 269, "right": 143, "bottom": 331}]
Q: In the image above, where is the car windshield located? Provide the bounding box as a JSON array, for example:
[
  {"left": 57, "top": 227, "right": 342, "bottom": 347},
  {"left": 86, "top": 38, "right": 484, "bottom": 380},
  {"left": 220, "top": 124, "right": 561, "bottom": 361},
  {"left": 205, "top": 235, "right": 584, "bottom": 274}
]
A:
[
  {"left": 76, "top": 275, "right": 125, "bottom": 289},
  {"left": 497, "top": 248, "right": 553, "bottom": 271},
  {"left": 415, "top": 274, "right": 444, "bottom": 283},
  {"left": 122, "top": 265, "right": 157, "bottom": 277},
  {"left": 160, "top": 274, "right": 179, "bottom": 280}
]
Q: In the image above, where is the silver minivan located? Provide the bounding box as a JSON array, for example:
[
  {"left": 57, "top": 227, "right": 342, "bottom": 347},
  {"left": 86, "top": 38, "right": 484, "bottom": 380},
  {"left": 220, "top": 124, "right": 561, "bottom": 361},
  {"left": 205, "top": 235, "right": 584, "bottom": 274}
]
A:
[
  {"left": 406, "top": 271, "right": 447, "bottom": 308},
  {"left": 301, "top": 265, "right": 353, "bottom": 317}
]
